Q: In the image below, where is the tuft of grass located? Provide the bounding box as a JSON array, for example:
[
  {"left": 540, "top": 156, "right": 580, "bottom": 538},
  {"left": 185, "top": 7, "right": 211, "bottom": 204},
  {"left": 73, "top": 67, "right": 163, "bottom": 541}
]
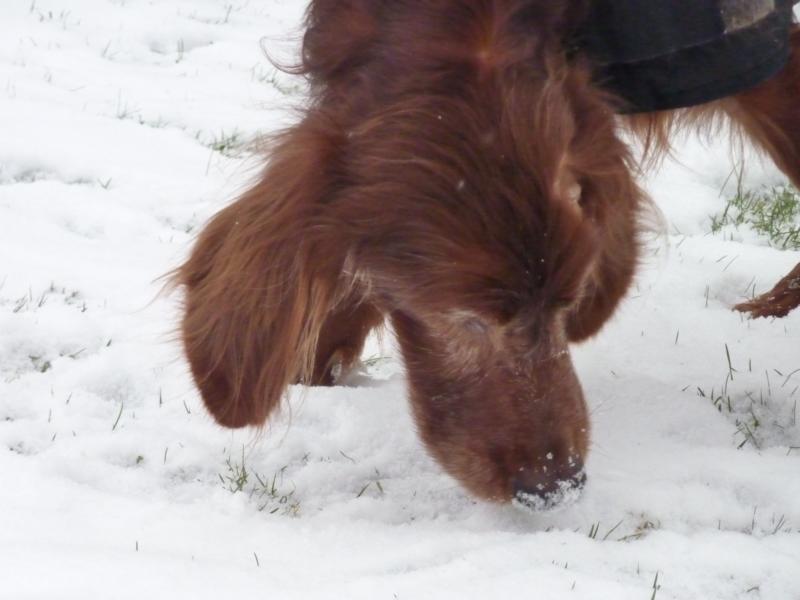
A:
[
  {"left": 219, "top": 448, "right": 300, "bottom": 516},
  {"left": 697, "top": 380, "right": 763, "bottom": 449},
  {"left": 253, "top": 470, "right": 300, "bottom": 516},
  {"left": 696, "top": 347, "right": 799, "bottom": 450},
  {"left": 220, "top": 449, "right": 249, "bottom": 493},
  {"left": 710, "top": 178, "right": 800, "bottom": 250},
  {"left": 618, "top": 518, "right": 660, "bottom": 542},
  {"left": 115, "top": 92, "right": 139, "bottom": 121},
  {"left": 745, "top": 506, "right": 793, "bottom": 536},
  {"left": 204, "top": 129, "right": 244, "bottom": 157},
  {"left": 28, "top": 355, "right": 51, "bottom": 373},
  {"left": 356, "top": 468, "right": 386, "bottom": 499}
]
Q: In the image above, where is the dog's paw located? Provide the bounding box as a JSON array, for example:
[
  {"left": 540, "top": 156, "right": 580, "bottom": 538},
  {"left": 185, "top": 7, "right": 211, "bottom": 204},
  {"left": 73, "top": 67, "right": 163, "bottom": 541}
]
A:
[{"left": 734, "top": 262, "right": 800, "bottom": 319}]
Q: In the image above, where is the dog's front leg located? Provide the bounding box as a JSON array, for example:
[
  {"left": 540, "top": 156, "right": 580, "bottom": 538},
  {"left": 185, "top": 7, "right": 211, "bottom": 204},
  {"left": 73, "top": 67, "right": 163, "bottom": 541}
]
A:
[{"left": 728, "top": 24, "right": 800, "bottom": 317}]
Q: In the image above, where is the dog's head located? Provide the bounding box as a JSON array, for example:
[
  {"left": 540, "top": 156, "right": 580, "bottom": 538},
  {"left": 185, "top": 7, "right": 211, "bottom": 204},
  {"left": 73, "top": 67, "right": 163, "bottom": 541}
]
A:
[
  {"left": 329, "top": 69, "right": 643, "bottom": 507},
  {"left": 180, "top": 3, "right": 645, "bottom": 509}
]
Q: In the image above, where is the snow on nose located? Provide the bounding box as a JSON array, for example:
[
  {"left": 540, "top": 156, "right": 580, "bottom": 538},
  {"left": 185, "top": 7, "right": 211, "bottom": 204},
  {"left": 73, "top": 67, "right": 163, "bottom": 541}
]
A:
[{"left": 512, "top": 454, "right": 586, "bottom": 512}]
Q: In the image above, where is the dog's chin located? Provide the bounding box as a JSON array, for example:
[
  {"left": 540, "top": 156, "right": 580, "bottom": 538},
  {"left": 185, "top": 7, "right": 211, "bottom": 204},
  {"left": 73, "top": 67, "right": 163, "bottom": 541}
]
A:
[{"left": 510, "top": 469, "right": 587, "bottom": 513}]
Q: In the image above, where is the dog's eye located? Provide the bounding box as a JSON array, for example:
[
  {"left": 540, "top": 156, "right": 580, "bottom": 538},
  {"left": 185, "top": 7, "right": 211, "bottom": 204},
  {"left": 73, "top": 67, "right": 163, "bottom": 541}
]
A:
[
  {"left": 448, "top": 310, "right": 489, "bottom": 334},
  {"left": 556, "top": 170, "right": 584, "bottom": 212},
  {"left": 565, "top": 182, "right": 582, "bottom": 207}
]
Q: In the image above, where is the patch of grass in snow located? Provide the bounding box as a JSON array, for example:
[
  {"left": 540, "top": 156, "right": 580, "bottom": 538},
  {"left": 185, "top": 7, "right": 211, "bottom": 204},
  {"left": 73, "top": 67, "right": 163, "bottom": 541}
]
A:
[
  {"left": 697, "top": 378, "right": 766, "bottom": 450},
  {"left": 0, "top": 166, "right": 106, "bottom": 188},
  {"left": 7, "top": 283, "right": 86, "bottom": 314},
  {"left": 115, "top": 94, "right": 139, "bottom": 121},
  {"left": 30, "top": 4, "right": 81, "bottom": 29},
  {"left": 745, "top": 507, "right": 793, "bottom": 536},
  {"left": 110, "top": 93, "right": 168, "bottom": 130},
  {"left": 710, "top": 176, "right": 800, "bottom": 250},
  {"left": 219, "top": 448, "right": 300, "bottom": 516},
  {"left": 617, "top": 518, "right": 661, "bottom": 543},
  {"left": 27, "top": 355, "right": 52, "bottom": 374},
  {"left": 582, "top": 518, "right": 662, "bottom": 543},
  {"left": 356, "top": 469, "right": 386, "bottom": 499},
  {"left": 1, "top": 284, "right": 93, "bottom": 380},
  {"left": 696, "top": 347, "right": 799, "bottom": 450},
  {"left": 202, "top": 129, "right": 247, "bottom": 157}
]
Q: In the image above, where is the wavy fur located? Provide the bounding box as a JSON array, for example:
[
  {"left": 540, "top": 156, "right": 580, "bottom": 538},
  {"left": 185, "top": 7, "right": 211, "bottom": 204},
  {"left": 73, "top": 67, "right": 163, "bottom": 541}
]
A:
[{"left": 175, "top": 2, "right": 800, "bottom": 503}]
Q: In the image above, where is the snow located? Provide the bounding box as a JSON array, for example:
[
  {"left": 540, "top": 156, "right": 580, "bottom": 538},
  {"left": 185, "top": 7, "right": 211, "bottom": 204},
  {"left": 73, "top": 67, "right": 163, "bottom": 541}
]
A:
[
  {"left": 0, "top": 1, "right": 798, "bottom": 598},
  {"left": 513, "top": 468, "right": 586, "bottom": 513}
]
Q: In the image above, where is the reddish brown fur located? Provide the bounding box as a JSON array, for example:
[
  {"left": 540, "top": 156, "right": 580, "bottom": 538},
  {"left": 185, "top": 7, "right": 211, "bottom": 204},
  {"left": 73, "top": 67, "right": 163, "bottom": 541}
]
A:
[{"left": 175, "top": 2, "right": 800, "bottom": 504}]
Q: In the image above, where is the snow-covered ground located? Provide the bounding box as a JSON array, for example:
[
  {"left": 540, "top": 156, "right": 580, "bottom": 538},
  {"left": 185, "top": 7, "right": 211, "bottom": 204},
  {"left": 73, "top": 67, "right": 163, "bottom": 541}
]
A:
[{"left": 1, "top": 2, "right": 798, "bottom": 598}]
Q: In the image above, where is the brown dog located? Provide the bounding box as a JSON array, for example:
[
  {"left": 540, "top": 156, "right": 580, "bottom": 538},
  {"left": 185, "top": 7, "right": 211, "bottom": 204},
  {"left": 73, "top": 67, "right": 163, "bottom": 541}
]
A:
[{"left": 176, "top": 1, "right": 800, "bottom": 509}]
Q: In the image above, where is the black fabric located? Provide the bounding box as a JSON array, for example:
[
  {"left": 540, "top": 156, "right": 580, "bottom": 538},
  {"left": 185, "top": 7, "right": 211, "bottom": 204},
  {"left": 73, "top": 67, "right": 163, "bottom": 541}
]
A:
[{"left": 576, "top": 0, "right": 796, "bottom": 113}]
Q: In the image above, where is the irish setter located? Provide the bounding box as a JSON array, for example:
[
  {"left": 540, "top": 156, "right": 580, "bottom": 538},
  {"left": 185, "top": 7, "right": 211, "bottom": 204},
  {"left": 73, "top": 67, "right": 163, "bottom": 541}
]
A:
[{"left": 176, "top": 1, "right": 800, "bottom": 510}]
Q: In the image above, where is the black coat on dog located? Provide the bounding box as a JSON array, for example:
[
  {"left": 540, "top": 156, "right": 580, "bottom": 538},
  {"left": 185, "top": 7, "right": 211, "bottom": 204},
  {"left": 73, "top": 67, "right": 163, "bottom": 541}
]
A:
[{"left": 577, "top": 0, "right": 796, "bottom": 112}]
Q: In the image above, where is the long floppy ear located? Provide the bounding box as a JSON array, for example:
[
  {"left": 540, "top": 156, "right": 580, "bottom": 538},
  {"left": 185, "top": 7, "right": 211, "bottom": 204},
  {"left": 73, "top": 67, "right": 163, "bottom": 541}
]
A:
[{"left": 176, "top": 114, "right": 348, "bottom": 427}]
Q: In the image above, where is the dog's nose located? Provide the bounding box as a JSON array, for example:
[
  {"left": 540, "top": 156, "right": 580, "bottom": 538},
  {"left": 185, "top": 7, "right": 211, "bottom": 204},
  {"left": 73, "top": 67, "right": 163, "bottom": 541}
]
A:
[{"left": 512, "top": 457, "right": 586, "bottom": 512}]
